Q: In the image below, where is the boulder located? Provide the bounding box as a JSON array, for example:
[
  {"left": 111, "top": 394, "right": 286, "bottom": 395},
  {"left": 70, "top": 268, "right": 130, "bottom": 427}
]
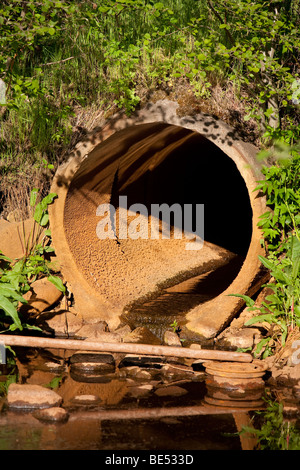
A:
[
  {"left": 123, "top": 326, "right": 161, "bottom": 345},
  {"left": 41, "top": 310, "right": 84, "bottom": 336},
  {"left": 0, "top": 218, "right": 44, "bottom": 260},
  {"left": 75, "top": 322, "right": 111, "bottom": 339},
  {"left": 70, "top": 351, "right": 115, "bottom": 370},
  {"left": 217, "top": 327, "right": 262, "bottom": 350},
  {"left": 19, "top": 278, "right": 63, "bottom": 317},
  {"left": 164, "top": 330, "right": 182, "bottom": 347},
  {"left": 7, "top": 383, "right": 62, "bottom": 410},
  {"left": 33, "top": 406, "right": 69, "bottom": 423}
]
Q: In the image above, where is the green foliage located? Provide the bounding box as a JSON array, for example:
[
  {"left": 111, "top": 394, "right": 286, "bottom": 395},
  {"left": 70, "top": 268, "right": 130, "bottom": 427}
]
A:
[
  {"left": 0, "top": 189, "right": 65, "bottom": 333},
  {"left": 241, "top": 145, "right": 300, "bottom": 357},
  {"left": 1, "top": 0, "right": 299, "bottom": 162},
  {"left": 242, "top": 394, "right": 300, "bottom": 450}
]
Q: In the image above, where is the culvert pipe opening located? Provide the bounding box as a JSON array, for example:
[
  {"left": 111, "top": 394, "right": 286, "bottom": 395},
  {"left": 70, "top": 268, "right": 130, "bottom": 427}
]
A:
[{"left": 49, "top": 101, "right": 266, "bottom": 340}]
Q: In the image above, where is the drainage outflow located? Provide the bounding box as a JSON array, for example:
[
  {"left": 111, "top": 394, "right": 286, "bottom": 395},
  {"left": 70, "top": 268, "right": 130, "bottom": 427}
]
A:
[{"left": 49, "top": 99, "right": 267, "bottom": 340}]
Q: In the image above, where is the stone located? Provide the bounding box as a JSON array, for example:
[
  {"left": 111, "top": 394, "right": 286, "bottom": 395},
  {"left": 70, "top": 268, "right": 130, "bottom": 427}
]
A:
[
  {"left": 19, "top": 278, "right": 63, "bottom": 317},
  {"left": 154, "top": 385, "right": 188, "bottom": 397},
  {"left": 123, "top": 326, "right": 162, "bottom": 345},
  {"left": 71, "top": 394, "right": 101, "bottom": 405},
  {"left": 69, "top": 352, "right": 115, "bottom": 378},
  {"left": 134, "top": 369, "right": 152, "bottom": 380},
  {"left": 114, "top": 324, "right": 132, "bottom": 340},
  {"left": 33, "top": 406, "right": 69, "bottom": 423},
  {"left": 83, "top": 331, "right": 122, "bottom": 343},
  {"left": 0, "top": 218, "right": 44, "bottom": 260},
  {"left": 161, "top": 364, "right": 195, "bottom": 380},
  {"left": 217, "top": 328, "right": 262, "bottom": 350},
  {"left": 70, "top": 351, "right": 115, "bottom": 369},
  {"left": 189, "top": 344, "right": 202, "bottom": 350},
  {"left": 118, "top": 354, "right": 165, "bottom": 369},
  {"left": 163, "top": 330, "right": 182, "bottom": 347},
  {"left": 41, "top": 310, "right": 84, "bottom": 336},
  {"left": 127, "top": 384, "right": 153, "bottom": 398},
  {"left": 7, "top": 384, "right": 62, "bottom": 410},
  {"left": 76, "top": 322, "right": 110, "bottom": 339}
]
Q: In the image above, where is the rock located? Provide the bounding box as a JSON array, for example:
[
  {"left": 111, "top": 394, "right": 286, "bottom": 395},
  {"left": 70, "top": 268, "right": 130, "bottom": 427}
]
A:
[
  {"left": 0, "top": 218, "right": 44, "bottom": 260},
  {"left": 114, "top": 324, "right": 132, "bottom": 340},
  {"left": 164, "top": 330, "right": 182, "bottom": 347},
  {"left": 76, "top": 322, "right": 110, "bottom": 339},
  {"left": 19, "top": 278, "right": 63, "bottom": 317},
  {"left": 161, "top": 364, "right": 195, "bottom": 380},
  {"left": 154, "top": 385, "right": 188, "bottom": 397},
  {"left": 217, "top": 328, "right": 262, "bottom": 350},
  {"left": 33, "top": 407, "right": 69, "bottom": 423},
  {"left": 268, "top": 364, "right": 300, "bottom": 388},
  {"left": 123, "top": 327, "right": 162, "bottom": 345},
  {"left": 69, "top": 352, "right": 116, "bottom": 382},
  {"left": 282, "top": 404, "right": 300, "bottom": 419},
  {"left": 127, "top": 384, "right": 154, "bottom": 398},
  {"left": 189, "top": 344, "right": 202, "bottom": 350},
  {"left": 134, "top": 369, "right": 152, "bottom": 380},
  {"left": 70, "top": 351, "right": 115, "bottom": 370},
  {"left": 7, "top": 384, "right": 62, "bottom": 410},
  {"left": 71, "top": 394, "right": 101, "bottom": 405},
  {"left": 41, "top": 310, "right": 84, "bottom": 336},
  {"left": 119, "top": 354, "right": 165, "bottom": 369}
]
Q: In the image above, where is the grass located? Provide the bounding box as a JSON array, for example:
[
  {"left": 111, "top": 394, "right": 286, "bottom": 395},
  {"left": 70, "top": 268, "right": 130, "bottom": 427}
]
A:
[{"left": 0, "top": 0, "right": 299, "bottom": 219}]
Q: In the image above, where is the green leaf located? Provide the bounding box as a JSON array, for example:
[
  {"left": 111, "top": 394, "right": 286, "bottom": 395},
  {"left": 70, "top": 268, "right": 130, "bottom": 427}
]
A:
[
  {"left": 34, "top": 203, "right": 43, "bottom": 224},
  {"left": 228, "top": 294, "right": 255, "bottom": 307},
  {"left": 0, "top": 285, "right": 27, "bottom": 304},
  {"left": 0, "top": 294, "right": 22, "bottom": 329},
  {"left": 47, "top": 275, "right": 65, "bottom": 294},
  {"left": 40, "top": 213, "right": 49, "bottom": 227},
  {"left": 254, "top": 337, "right": 271, "bottom": 357},
  {"left": 30, "top": 188, "right": 39, "bottom": 207},
  {"left": 245, "top": 313, "right": 276, "bottom": 326}
]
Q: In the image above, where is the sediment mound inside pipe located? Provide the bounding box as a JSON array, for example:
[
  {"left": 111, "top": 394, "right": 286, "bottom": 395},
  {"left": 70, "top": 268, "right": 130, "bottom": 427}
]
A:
[{"left": 49, "top": 100, "right": 266, "bottom": 339}]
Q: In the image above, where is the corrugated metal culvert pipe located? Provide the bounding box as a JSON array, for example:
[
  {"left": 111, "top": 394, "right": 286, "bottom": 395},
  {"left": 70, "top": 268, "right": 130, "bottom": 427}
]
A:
[{"left": 49, "top": 100, "right": 267, "bottom": 341}]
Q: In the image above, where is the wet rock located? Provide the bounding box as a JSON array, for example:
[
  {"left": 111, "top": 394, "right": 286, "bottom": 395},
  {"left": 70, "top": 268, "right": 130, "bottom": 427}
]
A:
[
  {"left": 33, "top": 406, "right": 69, "bottom": 423},
  {"left": 154, "top": 385, "right": 188, "bottom": 397},
  {"left": 268, "top": 364, "right": 300, "bottom": 388},
  {"left": 44, "top": 361, "right": 66, "bottom": 373},
  {"left": 7, "top": 384, "right": 62, "bottom": 410},
  {"left": 81, "top": 330, "right": 122, "bottom": 343},
  {"left": 41, "top": 310, "right": 84, "bottom": 337},
  {"left": 127, "top": 384, "right": 154, "bottom": 398},
  {"left": 70, "top": 352, "right": 115, "bottom": 371},
  {"left": 71, "top": 394, "right": 101, "bottom": 405},
  {"left": 123, "top": 326, "right": 162, "bottom": 345},
  {"left": 283, "top": 404, "right": 300, "bottom": 419},
  {"left": 161, "top": 364, "right": 195, "bottom": 381},
  {"left": 76, "top": 321, "right": 110, "bottom": 339},
  {"left": 19, "top": 278, "right": 63, "bottom": 317},
  {"left": 119, "top": 354, "right": 165, "bottom": 369},
  {"left": 164, "top": 331, "right": 182, "bottom": 347},
  {"left": 69, "top": 352, "right": 116, "bottom": 383},
  {"left": 217, "top": 327, "right": 262, "bottom": 350},
  {"left": 189, "top": 343, "right": 202, "bottom": 350},
  {"left": 118, "top": 366, "right": 153, "bottom": 380},
  {"left": 114, "top": 324, "right": 132, "bottom": 340}
]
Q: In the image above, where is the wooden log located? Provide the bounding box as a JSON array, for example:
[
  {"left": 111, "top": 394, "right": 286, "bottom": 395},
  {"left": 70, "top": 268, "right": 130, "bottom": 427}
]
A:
[{"left": 0, "top": 334, "right": 253, "bottom": 362}]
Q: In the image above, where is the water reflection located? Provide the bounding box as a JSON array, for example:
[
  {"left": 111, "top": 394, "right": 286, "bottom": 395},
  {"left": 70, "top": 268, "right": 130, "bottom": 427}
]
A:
[{"left": 0, "top": 348, "right": 282, "bottom": 451}]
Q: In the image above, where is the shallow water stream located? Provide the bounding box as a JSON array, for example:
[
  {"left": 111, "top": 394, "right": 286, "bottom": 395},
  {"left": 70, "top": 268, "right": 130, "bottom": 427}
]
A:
[{"left": 0, "top": 346, "right": 259, "bottom": 451}]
